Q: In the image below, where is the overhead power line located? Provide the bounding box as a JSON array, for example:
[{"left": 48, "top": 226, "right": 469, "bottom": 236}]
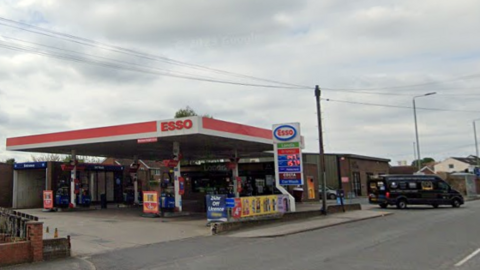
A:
[
  {"left": 322, "top": 73, "right": 480, "bottom": 91},
  {"left": 322, "top": 98, "right": 480, "bottom": 113},
  {"left": 0, "top": 17, "right": 310, "bottom": 89},
  {"left": 0, "top": 40, "right": 306, "bottom": 89}
]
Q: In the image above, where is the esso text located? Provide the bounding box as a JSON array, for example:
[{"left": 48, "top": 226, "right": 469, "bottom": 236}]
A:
[{"left": 161, "top": 119, "right": 193, "bottom": 131}]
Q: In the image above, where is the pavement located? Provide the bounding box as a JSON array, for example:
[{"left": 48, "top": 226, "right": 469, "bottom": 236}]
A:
[
  {"left": 20, "top": 206, "right": 211, "bottom": 256},
  {"left": 226, "top": 209, "right": 391, "bottom": 238}
]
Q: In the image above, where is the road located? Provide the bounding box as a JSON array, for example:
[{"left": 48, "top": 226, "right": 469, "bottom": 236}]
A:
[{"left": 9, "top": 200, "right": 480, "bottom": 270}]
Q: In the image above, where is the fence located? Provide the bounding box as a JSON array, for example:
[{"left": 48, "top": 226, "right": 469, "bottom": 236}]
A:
[{"left": 0, "top": 207, "right": 38, "bottom": 242}]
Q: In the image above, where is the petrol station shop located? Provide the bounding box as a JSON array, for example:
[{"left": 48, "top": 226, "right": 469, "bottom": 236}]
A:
[
  {"left": 6, "top": 116, "right": 389, "bottom": 220},
  {"left": 6, "top": 117, "right": 308, "bottom": 216}
]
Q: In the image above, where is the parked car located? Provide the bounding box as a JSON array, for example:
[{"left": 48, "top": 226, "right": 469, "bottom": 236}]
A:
[
  {"left": 368, "top": 174, "right": 464, "bottom": 209},
  {"left": 318, "top": 186, "right": 338, "bottom": 200}
]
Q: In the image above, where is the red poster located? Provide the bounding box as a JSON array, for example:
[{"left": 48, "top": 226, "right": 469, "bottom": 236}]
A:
[
  {"left": 178, "top": 177, "right": 185, "bottom": 195},
  {"left": 232, "top": 198, "right": 242, "bottom": 219},
  {"left": 236, "top": 177, "right": 242, "bottom": 193},
  {"left": 143, "top": 191, "right": 159, "bottom": 214},
  {"left": 43, "top": 190, "right": 53, "bottom": 209}
]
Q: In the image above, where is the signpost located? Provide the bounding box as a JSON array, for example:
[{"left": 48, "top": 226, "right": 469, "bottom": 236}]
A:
[
  {"left": 206, "top": 195, "right": 227, "bottom": 222},
  {"left": 143, "top": 191, "right": 159, "bottom": 216},
  {"left": 43, "top": 190, "right": 54, "bottom": 211},
  {"left": 273, "top": 123, "right": 303, "bottom": 212}
]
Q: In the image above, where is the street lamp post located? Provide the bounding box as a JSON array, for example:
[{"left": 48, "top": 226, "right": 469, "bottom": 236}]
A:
[
  {"left": 473, "top": 119, "right": 480, "bottom": 173},
  {"left": 413, "top": 92, "right": 436, "bottom": 171}
]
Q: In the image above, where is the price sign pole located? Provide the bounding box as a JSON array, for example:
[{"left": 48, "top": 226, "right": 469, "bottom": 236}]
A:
[{"left": 273, "top": 123, "right": 304, "bottom": 212}]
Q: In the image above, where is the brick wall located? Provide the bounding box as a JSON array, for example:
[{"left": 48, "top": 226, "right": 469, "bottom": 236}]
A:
[
  {"left": 0, "top": 241, "right": 32, "bottom": 266},
  {"left": 26, "top": 221, "right": 43, "bottom": 262},
  {"left": 43, "top": 237, "right": 71, "bottom": 260},
  {"left": 0, "top": 220, "right": 44, "bottom": 267},
  {"left": 340, "top": 157, "right": 389, "bottom": 197},
  {"left": 0, "top": 163, "right": 13, "bottom": 207}
]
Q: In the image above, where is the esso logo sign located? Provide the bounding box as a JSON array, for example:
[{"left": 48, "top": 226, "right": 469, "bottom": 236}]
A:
[
  {"left": 274, "top": 125, "right": 297, "bottom": 141},
  {"left": 161, "top": 119, "right": 193, "bottom": 132}
]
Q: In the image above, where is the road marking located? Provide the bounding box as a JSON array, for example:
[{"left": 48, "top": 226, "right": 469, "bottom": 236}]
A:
[{"left": 455, "top": 248, "right": 480, "bottom": 267}]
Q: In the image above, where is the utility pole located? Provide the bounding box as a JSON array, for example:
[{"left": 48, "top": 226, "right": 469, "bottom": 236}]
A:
[
  {"left": 473, "top": 120, "right": 480, "bottom": 174},
  {"left": 315, "top": 85, "right": 327, "bottom": 214}
]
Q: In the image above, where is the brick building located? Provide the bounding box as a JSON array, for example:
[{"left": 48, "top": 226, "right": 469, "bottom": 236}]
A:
[
  {"left": 302, "top": 153, "right": 390, "bottom": 198},
  {"left": 0, "top": 162, "right": 13, "bottom": 207}
]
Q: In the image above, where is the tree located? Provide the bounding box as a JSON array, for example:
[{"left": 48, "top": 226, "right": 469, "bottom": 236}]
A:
[
  {"left": 31, "top": 154, "right": 103, "bottom": 163},
  {"left": 174, "top": 106, "right": 213, "bottom": 119},
  {"left": 411, "top": 157, "right": 435, "bottom": 168},
  {"left": 5, "top": 158, "right": 15, "bottom": 165},
  {"left": 31, "top": 154, "right": 64, "bottom": 162},
  {"left": 174, "top": 106, "right": 197, "bottom": 118}
]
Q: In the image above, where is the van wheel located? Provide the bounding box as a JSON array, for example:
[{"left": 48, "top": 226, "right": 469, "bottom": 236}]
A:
[
  {"left": 452, "top": 198, "right": 461, "bottom": 208},
  {"left": 379, "top": 203, "right": 387, "bottom": 209},
  {"left": 396, "top": 199, "right": 407, "bottom": 209},
  {"left": 328, "top": 194, "right": 337, "bottom": 200},
  {"left": 432, "top": 203, "right": 439, "bottom": 208}
]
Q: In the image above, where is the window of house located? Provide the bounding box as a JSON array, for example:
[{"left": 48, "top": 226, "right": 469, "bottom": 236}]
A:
[
  {"left": 151, "top": 169, "right": 161, "bottom": 175},
  {"left": 448, "top": 164, "right": 454, "bottom": 169}
]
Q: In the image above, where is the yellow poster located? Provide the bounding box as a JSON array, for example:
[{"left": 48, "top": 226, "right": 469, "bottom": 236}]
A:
[{"left": 241, "top": 195, "right": 280, "bottom": 217}]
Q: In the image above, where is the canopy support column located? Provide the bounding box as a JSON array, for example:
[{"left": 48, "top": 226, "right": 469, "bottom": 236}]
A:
[
  {"left": 70, "top": 150, "right": 77, "bottom": 208},
  {"left": 173, "top": 142, "right": 182, "bottom": 212}
]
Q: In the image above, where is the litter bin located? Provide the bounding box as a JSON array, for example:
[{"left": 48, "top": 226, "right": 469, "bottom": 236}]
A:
[
  {"left": 293, "top": 187, "right": 304, "bottom": 202},
  {"left": 100, "top": 194, "right": 107, "bottom": 209}
]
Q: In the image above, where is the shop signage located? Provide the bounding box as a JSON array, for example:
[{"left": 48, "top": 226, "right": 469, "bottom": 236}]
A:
[
  {"left": 277, "top": 195, "right": 289, "bottom": 213},
  {"left": 273, "top": 123, "right": 303, "bottom": 186},
  {"left": 160, "top": 119, "right": 193, "bottom": 131},
  {"left": 43, "top": 190, "right": 54, "bottom": 209},
  {"left": 178, "top": 177, "right": 185, "bottom": 195},
  {"left": 232, "top": 198, "right": 242, "bottom": 219},
  {"left": 226, "top": 198, "right": 235, "bottom": 208},
  {"left": 236, "top": 176, "right": 243, "bottom": 193},
  {"left": 14, "top": 162, "right": 47, "bottom": 170},
  {"left": 206, "top": 195, "right": 227, "bottom": 222},
  {"left": 137, "top": 137, "right": 158, "bottom": 144},
  {"left": 240, "top": 195, "right": 279, "bottom": 217},
  {"left": 143, "top": 191, "right": 159, "bottom": 214},
  {"left": 204, "top": 164, "right": 228, "bottom": 172},
  {"left": 163, "top": 159, "right": 179, "bottom": 168},
  {"left": 273, "top": 125, "right": 297, "bottom": 141},
  {"left": 61, "top": 164, "right": 86, "bottom": 171}
]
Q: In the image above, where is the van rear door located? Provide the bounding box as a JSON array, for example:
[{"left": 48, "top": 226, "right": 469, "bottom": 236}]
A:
[{"left": 368, "top": 178, "right": 387, "bottom": 203}]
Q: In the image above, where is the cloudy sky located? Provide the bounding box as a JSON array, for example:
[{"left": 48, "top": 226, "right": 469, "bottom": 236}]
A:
[{"left": 0, "top": 0, "right": 479, "bottom": 165}]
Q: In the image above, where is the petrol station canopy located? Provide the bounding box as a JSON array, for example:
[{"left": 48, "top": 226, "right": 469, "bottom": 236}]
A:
[{"left": 6, "top": 116, "right": 275, "bottom": 160}]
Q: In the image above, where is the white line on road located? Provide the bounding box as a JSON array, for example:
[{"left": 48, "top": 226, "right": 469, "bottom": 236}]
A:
[{"left": 455, "top": 248, "right": 480, "bottom": 267}]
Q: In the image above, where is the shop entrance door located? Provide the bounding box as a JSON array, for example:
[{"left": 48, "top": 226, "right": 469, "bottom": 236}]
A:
[{"left": 353, "top": 172, "right": 362, "bottom": 196}]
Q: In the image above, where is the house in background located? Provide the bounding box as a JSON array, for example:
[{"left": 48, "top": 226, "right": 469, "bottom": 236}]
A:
[
  {"left": 434, "top": 155, "right": 480, "bottom": 173},
  {"left": 389, "top": 166, "right": 417, "bottom": 175},
  {"left": 389, "top": 163, "right": 436, "bottom": 176}
]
